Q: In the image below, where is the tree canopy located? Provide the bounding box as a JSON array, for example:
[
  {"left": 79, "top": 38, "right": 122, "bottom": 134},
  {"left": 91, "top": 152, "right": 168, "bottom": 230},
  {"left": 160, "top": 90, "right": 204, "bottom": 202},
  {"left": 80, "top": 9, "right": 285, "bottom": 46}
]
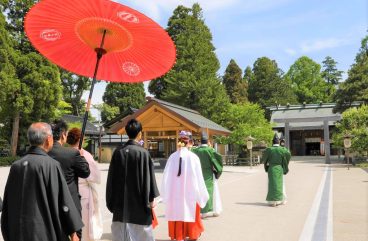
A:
[
  {"left": 148, "top": 4, "right": 230, "bottom": 122},
  {"left": 223, "top": 59, "right": 248, "bottom": 104},
  {"left": 248, "top": 57, "right": 296, "bottom": 108},
  {"left": 285, "top": 56, "right": 328, "bottom": 104},
  {"left": 321, "top": 56, "right": 343, "bottom": 100},
  {"left": 102, "top": 82, "right": 145, "bottom": 122},
  {"left": 332, "top": 105, "right": 368, "bottom": 154},
  {"left": 334, "top": 36, "right": 368, "bottom": 113}
]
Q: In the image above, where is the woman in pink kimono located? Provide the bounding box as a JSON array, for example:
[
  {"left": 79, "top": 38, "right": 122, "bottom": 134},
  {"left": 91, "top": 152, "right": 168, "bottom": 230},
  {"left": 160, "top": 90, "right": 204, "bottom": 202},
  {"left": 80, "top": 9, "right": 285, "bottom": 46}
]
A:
[{"left": 67, "top": 128, "right": 103, "bottom": 241}]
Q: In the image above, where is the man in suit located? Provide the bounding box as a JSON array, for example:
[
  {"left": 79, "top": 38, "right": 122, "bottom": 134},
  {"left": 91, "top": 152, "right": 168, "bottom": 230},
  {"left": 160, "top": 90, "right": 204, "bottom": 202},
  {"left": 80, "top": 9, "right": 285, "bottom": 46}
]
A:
[
  {"left": 49, "top": 119, "right": 90, "bottom": 239},
  {"left": 1, "top": 122, "right": 83, "bottom": 241}
]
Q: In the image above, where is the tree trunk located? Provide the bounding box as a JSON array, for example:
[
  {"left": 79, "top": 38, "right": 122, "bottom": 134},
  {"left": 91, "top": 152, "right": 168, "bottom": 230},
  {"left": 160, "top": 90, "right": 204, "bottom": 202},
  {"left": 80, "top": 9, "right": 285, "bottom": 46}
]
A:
[{"left": 10, "top": 112, "right": 20, "bottom": 157}]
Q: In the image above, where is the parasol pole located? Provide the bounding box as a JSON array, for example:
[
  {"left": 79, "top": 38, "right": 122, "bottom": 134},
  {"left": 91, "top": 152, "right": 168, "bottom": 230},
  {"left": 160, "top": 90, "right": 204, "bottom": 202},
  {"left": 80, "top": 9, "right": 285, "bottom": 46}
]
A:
[{"left": 79, "top": 29, "right": 107, "bottom": 149}]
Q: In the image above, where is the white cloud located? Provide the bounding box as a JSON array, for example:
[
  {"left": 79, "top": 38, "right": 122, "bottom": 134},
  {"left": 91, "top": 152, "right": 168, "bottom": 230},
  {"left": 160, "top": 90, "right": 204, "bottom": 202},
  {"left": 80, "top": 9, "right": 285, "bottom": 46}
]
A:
[
  {"left": 284, "top": 48, "right": 297, "bottom": 56},
  {"left": 300, "top": 37, "right": 351, "bottom": 53}
]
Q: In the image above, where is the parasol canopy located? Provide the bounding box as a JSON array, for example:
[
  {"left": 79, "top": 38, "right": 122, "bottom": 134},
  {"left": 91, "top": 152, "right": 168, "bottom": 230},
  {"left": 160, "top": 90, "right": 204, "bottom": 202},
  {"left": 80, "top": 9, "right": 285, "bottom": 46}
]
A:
[
  {"left": 24, "top": 0, "right": 176, "bottom": 82},
  {"left": 25, "top": 0, "right": 176, "bottom": 148}
]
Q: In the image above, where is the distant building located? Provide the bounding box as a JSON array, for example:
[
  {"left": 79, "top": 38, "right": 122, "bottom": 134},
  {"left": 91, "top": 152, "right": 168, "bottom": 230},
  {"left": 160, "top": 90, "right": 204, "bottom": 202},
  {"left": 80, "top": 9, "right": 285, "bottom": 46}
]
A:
[
  {"left": 102, "top": 97, "right": 231, "bottom": 163},
  {"left": 269, "top": 102, "right": 361, "bottom": 162}
]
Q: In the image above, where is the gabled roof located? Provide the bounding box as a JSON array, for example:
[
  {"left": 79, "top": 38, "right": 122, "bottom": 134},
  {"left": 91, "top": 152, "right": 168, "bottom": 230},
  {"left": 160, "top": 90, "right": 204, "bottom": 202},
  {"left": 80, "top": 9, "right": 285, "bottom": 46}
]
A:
[
  {"left": 269, "top": 103, "right": 349, "bottom": 129},
  {"left": 107, "top": 97, "right": 230, "bottom": 136},
  {"left": 62, "top": 114, "right": 100, "bottom": 136}
]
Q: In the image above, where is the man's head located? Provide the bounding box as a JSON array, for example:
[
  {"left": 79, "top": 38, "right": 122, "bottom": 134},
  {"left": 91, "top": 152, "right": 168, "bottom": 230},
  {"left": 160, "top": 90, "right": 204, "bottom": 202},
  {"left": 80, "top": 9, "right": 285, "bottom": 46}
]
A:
[
  {"left": 201, "top": 132, "right": 208, "bottom": 145},
  {"left": 125, "top": 119, "right": 142, "bottom": 140},
  {"left": 272, "top": 133, "right": 280, "bottom": 145},
  {"left": 51, "top": 119, "right": 68, "bottom": 144},
  {"left": 27, "top": 122, "right": 54, "bottom": 151}
]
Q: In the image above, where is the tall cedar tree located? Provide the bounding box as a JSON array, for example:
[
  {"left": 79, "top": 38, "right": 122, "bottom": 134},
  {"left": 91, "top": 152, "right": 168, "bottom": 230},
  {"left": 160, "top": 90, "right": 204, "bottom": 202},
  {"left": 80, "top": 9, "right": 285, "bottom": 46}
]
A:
[
  {"left": 334, "top": 36, "right": 368, "bottom": 112},
  {"left": 60, "top": 70, "right": 90, "bottom": 116},
  {"left": 102, "top": 82, "right": 145, "bottom": 122},
  {"left": 285, "top": 56, "right": 328, "bottom": 104},
  {"left": 321, "top": 56, "right": 343, "bottom": 99},
  {"left": 223, "top": 59, "right": 248, "bottom": 103},
  {"left": 1, "top": 1, "right": 62, "bottom": 155},
  {"left": 148, "top": 4, "right": 230, "bottom": 122},
  {"left": 248, "top": 57, "right": 296, "bottom": 108}
]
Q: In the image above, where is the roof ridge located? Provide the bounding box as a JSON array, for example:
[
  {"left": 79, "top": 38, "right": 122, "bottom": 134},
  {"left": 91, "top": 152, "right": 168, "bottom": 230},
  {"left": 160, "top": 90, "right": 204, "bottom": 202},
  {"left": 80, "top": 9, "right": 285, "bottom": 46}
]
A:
[{"left": 148, "top": 97, "right": 200, "bottom": 114}]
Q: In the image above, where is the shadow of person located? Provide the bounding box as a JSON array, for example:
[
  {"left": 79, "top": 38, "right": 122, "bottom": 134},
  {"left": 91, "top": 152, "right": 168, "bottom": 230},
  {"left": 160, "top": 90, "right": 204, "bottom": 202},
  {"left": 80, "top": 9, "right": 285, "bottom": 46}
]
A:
[{"left": 235, "top": 202, "right": 270, "bottom": 207}]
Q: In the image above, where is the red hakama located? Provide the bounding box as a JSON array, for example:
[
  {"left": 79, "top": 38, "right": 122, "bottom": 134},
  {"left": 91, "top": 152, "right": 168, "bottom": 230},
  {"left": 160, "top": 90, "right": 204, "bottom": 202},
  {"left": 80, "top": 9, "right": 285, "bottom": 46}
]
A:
[{"left": 168, "top": 205, "right": 204, "bottom": 240}]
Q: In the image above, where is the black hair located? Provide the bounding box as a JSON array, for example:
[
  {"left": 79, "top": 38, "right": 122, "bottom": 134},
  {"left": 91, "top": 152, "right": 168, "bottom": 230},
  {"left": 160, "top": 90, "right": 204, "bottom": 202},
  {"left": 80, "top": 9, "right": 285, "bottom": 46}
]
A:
[
  {"left": 51, "top": 119, "right": 68, "bottom": 141},
  {"left": 125, "top": 119, "right": 142, "bottom": 139}
]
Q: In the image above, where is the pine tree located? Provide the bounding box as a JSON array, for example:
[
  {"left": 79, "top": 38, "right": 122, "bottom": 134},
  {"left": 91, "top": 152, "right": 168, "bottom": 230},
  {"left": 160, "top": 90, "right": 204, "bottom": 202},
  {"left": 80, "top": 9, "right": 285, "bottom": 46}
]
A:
[
  {"left": 321, "top": 56, "right": 343, "bottom": 100},
  {"left": 223, "top": 59, "right": 248, "bottom": 103},
  {"left": 102, "top": 82, "right": 146, "bottom": 122},
  {"left": 248, "top": 57, "right": 296, "bottom": 108},
  {"left": 148, "top": 4, "right": 230, "bottom": 122},
  {"left": 334, "top": 36, "right": 368, "bottom": 112}
]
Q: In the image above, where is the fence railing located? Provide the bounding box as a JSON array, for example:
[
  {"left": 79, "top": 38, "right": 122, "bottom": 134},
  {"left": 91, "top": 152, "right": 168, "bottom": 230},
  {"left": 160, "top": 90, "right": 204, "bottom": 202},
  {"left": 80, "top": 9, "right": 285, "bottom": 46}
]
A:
[{"left": 222, "top": 155, "right": 261, "bottom": 166}]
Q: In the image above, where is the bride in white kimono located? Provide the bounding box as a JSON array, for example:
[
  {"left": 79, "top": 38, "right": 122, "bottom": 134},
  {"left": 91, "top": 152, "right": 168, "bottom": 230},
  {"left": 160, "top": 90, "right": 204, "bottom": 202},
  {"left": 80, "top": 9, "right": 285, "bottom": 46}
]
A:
[{"left": 67, "top": 128, "right": 103, "bottom": 241}]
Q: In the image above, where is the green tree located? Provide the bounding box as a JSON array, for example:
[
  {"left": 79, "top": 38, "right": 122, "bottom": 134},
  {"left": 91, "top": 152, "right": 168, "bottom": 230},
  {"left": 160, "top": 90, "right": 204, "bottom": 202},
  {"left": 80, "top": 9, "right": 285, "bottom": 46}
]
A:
[
  {"left": 102, "top": 82, "right": 145, "bottom": 122},
  {"left": 334, "top": 36, "right": 368, "bottom": 112},
  {"left": 332, "top": 105, "right": 368, "bottom": 154},
  {"left": 248, "top": 57, "right": 296, "bottom": 108},
  {"left": 60, "top": 70, "right": 90, "bottom": 116},
  {"left": 218, "top": 103, "right": 274, "bottom": 145},
  {"left": 2, "top": 0, "right": 36, "bottom": 53},
  {"left": 94, "top": 103, "right": 120, "bottom": 123},
  {"left": 223, "top": 59, "right": 248, "bottom": 103},
  {"left": 148, "top": 4, "right": 230, "bottom": 122},
  {"left": 321, "top": 56, "right": 343, "bottom": 99},
  {"left": 285, "top": 56, "right": 328, "bottom": 104}
]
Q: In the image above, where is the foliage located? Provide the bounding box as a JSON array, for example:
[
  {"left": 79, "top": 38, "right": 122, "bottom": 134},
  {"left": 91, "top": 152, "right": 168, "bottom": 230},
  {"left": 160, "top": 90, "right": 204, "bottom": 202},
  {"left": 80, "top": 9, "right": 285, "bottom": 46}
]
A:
[
  {"left": 321, "top": 56, "right": 343, "bottom": 99},
  {"left": 54, "top": 100, "right": 73, "bottom": 118},
  {"left": 94, "top": 103, "right": 120, "bottom": 123},
  {"left": 148, "top": 4, "right": 230, "bottom": 123},
  {"left": 0, "top": 156, "right": 19, "bottom": 166},
  {"left": 217, "top": 103, "right": 274, "bottom": 145},
  {"left": 332, "top": 105, "right": 368, "bottom": 154},
  {"left": 223, "top": 59, "right": 248, "bottom": 104},
  {"left": 334, "top": 36, "right": 368, "bottom": 113},
  {"left": 102, "top": 82, "right": 145, "bottom": 122},
  {"left": 60, "top": 70, "right": 90, "bottom": 116},
  {"left": 248, "top": 57, "right": 297, "bottom": 108},
  {"left": 285, "top": 56, "right": 328, "bottom": 103}
]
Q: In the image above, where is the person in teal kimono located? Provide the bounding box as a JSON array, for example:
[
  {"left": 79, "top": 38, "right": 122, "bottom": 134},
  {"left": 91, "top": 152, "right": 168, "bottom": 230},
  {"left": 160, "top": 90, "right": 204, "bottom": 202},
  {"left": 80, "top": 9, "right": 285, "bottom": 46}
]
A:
[
  {"left": 192, "top": 134, "right": 223, "bottom": 217},
  {"left": 262, "top": 134, "right": 291, "bottom": 206}
]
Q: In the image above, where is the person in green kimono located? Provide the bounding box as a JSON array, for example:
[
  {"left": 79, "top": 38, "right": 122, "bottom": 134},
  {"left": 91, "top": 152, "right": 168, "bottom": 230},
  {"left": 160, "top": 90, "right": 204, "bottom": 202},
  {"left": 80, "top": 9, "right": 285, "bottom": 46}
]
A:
[
  {"left": 262, "top": 134, "right": 291, "bottom": 207},
  {"left": 192, "top": 134, "right": 223, "bottom": 217}
]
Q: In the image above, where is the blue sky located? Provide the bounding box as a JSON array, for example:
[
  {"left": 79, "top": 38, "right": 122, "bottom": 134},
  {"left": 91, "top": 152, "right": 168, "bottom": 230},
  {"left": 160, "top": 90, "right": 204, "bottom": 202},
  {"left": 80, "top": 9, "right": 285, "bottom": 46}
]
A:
[{"left": 87, "top": 0, "right": 367, "bottom": 119}]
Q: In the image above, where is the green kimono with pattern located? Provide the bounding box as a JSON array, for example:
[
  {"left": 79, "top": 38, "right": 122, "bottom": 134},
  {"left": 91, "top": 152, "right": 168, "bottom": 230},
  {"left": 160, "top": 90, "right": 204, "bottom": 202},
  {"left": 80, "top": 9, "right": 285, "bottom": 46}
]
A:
[
  {"left": 192, "top": 145, "right": 223, "bottom": 213},
  {"left": 262, "top": 145, "right": 291, "bottom": 201}
]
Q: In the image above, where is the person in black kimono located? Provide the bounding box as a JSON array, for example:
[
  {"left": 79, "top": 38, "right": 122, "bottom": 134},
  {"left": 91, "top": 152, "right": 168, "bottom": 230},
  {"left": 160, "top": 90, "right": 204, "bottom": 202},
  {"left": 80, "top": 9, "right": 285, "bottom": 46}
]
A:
[
  {"left": 106, "top": 119, "right": 159, "bottom": 241},
  {"left": 1, "top": 122, "right": 83, "bottom": 241},
  {"left": 49, "top": 119, "right": 90, "bottom": 239}
]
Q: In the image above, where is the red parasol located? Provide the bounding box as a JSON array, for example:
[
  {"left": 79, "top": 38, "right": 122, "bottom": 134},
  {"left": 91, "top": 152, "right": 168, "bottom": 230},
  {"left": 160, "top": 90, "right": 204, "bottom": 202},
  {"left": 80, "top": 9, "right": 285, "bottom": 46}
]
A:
[{"left": 25, "top": 0, "right": 176, "bottom": 148}]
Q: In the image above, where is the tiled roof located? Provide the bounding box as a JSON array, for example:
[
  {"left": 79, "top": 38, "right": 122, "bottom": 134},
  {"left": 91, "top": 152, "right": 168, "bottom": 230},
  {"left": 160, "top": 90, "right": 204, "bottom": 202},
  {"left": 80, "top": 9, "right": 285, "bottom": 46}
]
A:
[
  {"left": 149, "top": 98, "right": 230, "bottom": 133},
  {"left": 62, "top": 114, "right": 100, "bottom": 136}
]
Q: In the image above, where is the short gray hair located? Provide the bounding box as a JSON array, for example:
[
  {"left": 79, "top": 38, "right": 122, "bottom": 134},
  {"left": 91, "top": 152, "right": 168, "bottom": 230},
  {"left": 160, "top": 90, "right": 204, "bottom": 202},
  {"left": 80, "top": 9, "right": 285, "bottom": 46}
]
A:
[{"left": 27, "top": 122, "right": 52, "bottom": 146}]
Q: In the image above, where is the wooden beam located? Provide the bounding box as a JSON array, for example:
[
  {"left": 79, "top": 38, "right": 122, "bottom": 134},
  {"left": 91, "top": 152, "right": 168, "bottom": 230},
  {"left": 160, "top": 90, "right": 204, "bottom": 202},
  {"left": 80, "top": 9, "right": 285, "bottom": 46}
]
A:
[{"left": 273, "top": 116, "right": 341, "bottom": 123}]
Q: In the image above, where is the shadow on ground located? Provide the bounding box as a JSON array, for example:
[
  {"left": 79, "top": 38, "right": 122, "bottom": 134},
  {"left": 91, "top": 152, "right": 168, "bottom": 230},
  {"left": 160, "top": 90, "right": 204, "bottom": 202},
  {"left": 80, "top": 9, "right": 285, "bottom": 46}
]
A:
[{"left": 235, "top": 202, "right": 270, "bottom": 207}]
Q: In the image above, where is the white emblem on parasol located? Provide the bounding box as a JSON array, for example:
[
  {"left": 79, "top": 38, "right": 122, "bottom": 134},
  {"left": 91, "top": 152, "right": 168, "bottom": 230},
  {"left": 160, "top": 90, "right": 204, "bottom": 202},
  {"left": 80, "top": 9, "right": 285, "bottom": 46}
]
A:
[
  {"left": 122, "top": 62, "right": 140, "bottom": 76},
  {"left": 117, "top": 11, "right": 139, "bottom": 23},
  {"left": 40, "top": 29, "right": 61, "bottom": 41}
]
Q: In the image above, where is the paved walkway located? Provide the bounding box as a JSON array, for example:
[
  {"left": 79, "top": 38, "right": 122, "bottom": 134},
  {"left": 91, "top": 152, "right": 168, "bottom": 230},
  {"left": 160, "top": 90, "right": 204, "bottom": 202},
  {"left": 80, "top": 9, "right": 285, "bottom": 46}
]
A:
[{"left": 0, "top": 156, "right": 367, "bottom": 241}]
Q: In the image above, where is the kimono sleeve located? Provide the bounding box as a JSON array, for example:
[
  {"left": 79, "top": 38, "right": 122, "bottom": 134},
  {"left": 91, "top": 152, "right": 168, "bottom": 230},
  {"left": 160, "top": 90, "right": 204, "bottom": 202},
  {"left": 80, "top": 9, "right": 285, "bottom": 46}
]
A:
[
  {"left": 148, "top": 155, "right": 159, "bottom": 202},
  {"left": 194, "top": 157, "right": 209, "bottom": 208},
  {"left": 262, "top": 149, "right": 270, "bottom": 172},
  {"left": 55, "top": 165, "right": 84, "bottom": 235},
  {"left": 106, "top": 148, "right": 121, "bottom": 212},
  {"left": 211, "top": 150, "right": 223, "bottom": 174}
]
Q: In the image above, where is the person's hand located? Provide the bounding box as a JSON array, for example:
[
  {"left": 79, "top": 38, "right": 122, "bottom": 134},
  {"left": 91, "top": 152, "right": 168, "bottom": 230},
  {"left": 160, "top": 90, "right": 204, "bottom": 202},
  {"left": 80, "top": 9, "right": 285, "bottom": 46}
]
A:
[
  {"left": 149, "top": 201, "right": 156, "bottom": 208},
  {"left": 70, "top": 232, "right": 79, "bottom": 241}
]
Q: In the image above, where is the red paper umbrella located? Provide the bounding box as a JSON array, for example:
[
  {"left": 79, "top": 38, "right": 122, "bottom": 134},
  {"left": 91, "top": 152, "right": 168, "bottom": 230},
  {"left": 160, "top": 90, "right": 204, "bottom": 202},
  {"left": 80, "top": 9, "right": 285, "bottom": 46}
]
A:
[{"left": 25, "top": 0, "right": 176, "bottom": 148}]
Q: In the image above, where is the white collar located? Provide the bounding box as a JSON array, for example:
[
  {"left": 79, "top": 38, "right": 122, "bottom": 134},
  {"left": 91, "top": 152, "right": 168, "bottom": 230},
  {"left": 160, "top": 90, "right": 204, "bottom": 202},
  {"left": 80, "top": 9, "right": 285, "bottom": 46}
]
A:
[{"left": 273, "top": 144, "right": 280, "bottom": 147}]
